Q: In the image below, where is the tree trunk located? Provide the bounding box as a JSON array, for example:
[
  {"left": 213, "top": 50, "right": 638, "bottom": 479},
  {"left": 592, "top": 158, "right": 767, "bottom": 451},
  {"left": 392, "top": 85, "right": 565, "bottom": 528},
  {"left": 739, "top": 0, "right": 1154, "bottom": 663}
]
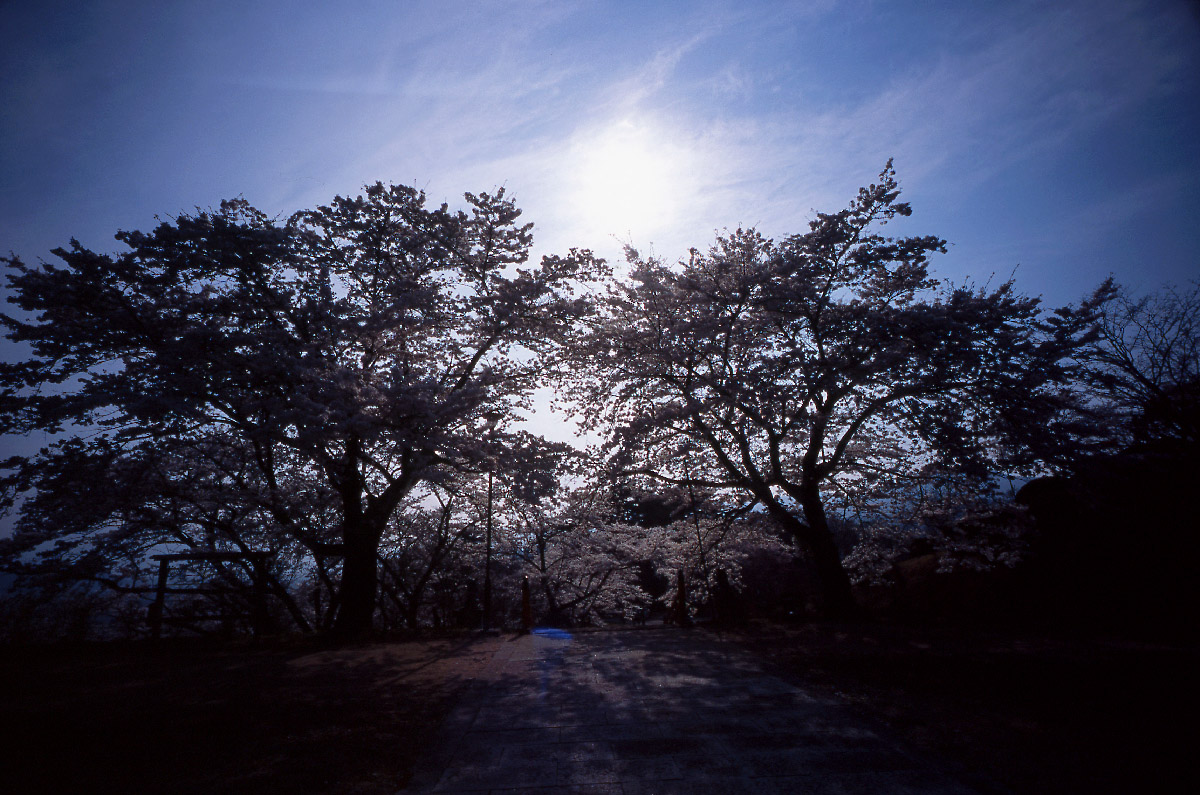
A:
[
  {"left": 767, "top": 493, "right": 858, "bottom": 620},
  {"left": 402, "top": 557, "right": 437, "bottom": 631},
  {"left": 329, "top": 436, "right": 391, "bottom": 639},
  {"left": 332, "top": 527, "right": 380, "bottom": 638},
  {"left": 541, "top": 578, "right": 564, "bottom": 626}
]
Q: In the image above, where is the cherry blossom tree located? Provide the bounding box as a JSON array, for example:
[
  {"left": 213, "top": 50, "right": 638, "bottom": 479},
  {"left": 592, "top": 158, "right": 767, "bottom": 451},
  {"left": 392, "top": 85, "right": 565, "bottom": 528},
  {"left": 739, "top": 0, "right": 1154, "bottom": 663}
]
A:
[
  {"left": 840, "top": 469, "right": 1033, "bottom": 587},
  {"left": 503, "top": 474, "right": 657, "bottom": 625},
  {"left": 1, "top": 184, "right": 602, "bottom": 636},
  {"left": 571, "top": 162, "right": 1108, "bottom": 617},
  {"left": 610, "top": 482, "right": 791, "bottom": 620},
  {"left": 376, "top": 483, "right": 476, "bottom": 631}
]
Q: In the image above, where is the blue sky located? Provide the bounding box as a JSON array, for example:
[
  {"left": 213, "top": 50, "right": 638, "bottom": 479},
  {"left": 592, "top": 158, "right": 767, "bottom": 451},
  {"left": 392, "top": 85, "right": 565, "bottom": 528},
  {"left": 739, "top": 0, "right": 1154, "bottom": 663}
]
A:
[
  {"left": 3, "top": 0, "right": 1198, "bottom": 310},
  {"left": 0, "top": 0, "right": 1198, "bottom": 538}
]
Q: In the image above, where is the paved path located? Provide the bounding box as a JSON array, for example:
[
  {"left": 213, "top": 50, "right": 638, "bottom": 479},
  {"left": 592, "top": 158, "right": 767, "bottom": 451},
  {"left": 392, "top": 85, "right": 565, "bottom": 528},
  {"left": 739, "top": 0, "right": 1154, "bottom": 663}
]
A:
[{"left": 403, "top": 627, "right": 996, "bottom": 794}]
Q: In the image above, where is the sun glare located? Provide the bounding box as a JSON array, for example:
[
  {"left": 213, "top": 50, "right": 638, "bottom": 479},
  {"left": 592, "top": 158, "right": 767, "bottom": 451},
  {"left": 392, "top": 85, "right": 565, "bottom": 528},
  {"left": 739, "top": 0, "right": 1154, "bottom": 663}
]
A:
[{"left": 568, "top": 119, "right": 689, "bottom": 241}]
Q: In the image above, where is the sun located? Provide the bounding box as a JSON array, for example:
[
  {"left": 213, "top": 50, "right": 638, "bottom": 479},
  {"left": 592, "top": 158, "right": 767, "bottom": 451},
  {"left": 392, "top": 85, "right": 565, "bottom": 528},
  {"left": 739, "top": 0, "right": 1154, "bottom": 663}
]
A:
[{"left": 567, "top": 119, "right": 689, "bottom": 240}]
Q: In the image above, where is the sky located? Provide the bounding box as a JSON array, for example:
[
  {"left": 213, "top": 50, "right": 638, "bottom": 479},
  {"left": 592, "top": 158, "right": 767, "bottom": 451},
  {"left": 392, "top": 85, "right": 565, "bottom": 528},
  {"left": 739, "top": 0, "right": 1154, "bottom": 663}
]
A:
[
  {"left": 1, "top": 0, "right": 1198, "bottom": 442},
  {"left": 3, "top": 0, "right": 1198, "bottom": 298},
  {"left": 0, "top": 0, "right": 1197, "bottom": 552}
]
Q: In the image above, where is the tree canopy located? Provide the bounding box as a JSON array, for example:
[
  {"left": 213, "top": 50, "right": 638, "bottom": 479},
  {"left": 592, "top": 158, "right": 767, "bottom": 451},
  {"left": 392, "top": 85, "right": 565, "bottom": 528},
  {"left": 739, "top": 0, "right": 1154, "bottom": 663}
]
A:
[
  {"left": 569, "top": 161, "right": 1109, "bottom": 616},
  {"left": 1, "top": 184, "right": 602, "bottom": 636},
  {"left": 1, "top": 164, "right": 1141, "bottom": 636}
]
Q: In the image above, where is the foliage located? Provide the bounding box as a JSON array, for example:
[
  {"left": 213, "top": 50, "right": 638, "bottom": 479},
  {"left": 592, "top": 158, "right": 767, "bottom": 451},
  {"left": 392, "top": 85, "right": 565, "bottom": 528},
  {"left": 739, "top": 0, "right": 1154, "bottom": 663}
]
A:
[
  {"left": 653, "top": 511, "right": 792, "bottom": 619},
  {"left": 376, "top": 485, "right": 477, "bottom": 631},
  {"left": 1001, "top": 281, "right": 1200, "bottom": 628},
  {"left": 569, "top": 161, "right": 1107, "bottom": 616},
  {"left": 842, "top": 480, "right": 1031, "bottom": 587},
  {"left": 3, "top": 164, "right": 1161, "bottom": 636},
  {"left": 500, "top": 465, "right": 657, "bottom": 625},
  {"left": 1, "top": 185, "right": 602, "bottom": 636}
]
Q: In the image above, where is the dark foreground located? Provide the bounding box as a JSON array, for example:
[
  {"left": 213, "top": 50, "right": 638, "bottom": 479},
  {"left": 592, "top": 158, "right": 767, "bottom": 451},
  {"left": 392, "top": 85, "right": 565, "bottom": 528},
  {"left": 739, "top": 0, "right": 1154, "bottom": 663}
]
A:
[
  {"left": 1, "top": 634, "right": 500, "bottom": 794},
  {"left": 1, "top": 622, "right": 1191, "bottom": 793},
  {"left": 727, "top": 622, "right": 1195, "bottom": 794}
]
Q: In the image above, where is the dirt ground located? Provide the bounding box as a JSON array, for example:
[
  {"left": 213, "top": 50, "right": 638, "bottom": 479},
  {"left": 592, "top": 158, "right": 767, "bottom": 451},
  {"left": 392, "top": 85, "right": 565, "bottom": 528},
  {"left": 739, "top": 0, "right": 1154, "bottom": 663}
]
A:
[{"left": 2, "top": 622, "right": 1193, "bottom": 793}]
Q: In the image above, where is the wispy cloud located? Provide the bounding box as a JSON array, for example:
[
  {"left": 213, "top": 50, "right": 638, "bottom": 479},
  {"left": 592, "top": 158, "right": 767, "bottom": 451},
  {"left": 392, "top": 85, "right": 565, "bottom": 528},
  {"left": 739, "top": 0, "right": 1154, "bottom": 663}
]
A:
[
  {"left": 519, "top": 0, "right": 1200, "bottom": 264},
  {"left": 3, "top": 0, "right": 1192, "bottom": 295},
  {"left": 844, "top": 3, "right": 1185, "bottom": 184}
]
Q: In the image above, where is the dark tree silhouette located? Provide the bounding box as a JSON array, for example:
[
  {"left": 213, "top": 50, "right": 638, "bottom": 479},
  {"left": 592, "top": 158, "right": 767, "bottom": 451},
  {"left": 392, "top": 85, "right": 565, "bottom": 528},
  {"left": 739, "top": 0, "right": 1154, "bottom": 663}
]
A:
[
  {"left": 571, "top": 162, "right": 1109, "bottom": 617},
  {"left": 0, "top": 185, "right": 601, "bottom": 637},
  {"left": 1088, "top": 280, "right": 1199, "bottom": 454}
]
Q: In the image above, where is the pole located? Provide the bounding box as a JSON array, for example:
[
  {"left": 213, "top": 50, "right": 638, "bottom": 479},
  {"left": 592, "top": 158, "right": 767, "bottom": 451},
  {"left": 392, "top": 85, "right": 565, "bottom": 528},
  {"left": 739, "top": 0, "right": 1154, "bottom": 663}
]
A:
[
  {"left": 251, "top": 558, "right": 268, "bottom": 638},
  {"left": 483, "top": 467, "right": 493, "bottom": 629},
  {"left": 148, "top": 558, "right": 170, "bottom": 639},
  {"left": 521, "top": 575, "right": 533, "bottom": 633}
]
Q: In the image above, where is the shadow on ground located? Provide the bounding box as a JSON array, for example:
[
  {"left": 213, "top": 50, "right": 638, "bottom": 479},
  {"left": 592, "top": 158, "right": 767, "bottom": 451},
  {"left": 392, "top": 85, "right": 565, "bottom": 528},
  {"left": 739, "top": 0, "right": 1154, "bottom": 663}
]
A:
[
  {"left": 407, "top": 626, "right": 992, "bottom": 793},
  {"left": 1, "top": 633, "right": 500, "bottom": 794},
  {"left": 5, "top": 622, "right": 1189, "bottom": 793},
  {"left": 723, "top": 622, "right": 1196, "bottom": 794}
]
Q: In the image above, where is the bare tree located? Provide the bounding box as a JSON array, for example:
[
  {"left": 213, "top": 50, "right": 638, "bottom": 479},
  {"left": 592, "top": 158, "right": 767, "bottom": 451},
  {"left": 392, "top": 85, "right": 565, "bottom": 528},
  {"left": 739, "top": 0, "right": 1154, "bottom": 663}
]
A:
[{"left": 1089, "top": 281, "right": 1199, "bottom": 452}]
